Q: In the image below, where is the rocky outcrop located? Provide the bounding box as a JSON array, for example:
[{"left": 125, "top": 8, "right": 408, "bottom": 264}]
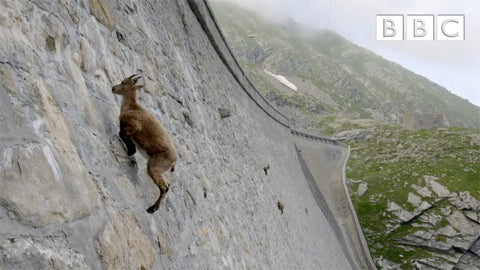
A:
[
  {"left": 0, "top": 144, "right": 98, "bottom": 226},
  {"left": 0, "top": 0, "right": 369, "bottom": 269},
  {"left": 96, "top": 210, "right": 155, "bottom": 270},
  {"left": 345, "top": 124, "right": 479, "bottom": 269},
  {"left": 388, "top": 177, "right": 480, "bottom": 269},
  {"left": 334, "top": 129, "right": 373, "bottom": 143},
  {"left": 0, "top": 236, "right": 90, "bottom": 270}
]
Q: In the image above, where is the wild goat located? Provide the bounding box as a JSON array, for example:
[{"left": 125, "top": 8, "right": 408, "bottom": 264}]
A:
[{"left": 112, "top": 74, "right": 177, "bottom": 213}]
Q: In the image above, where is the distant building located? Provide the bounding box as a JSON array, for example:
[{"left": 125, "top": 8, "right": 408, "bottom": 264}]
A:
[{"left": 403, "top": 110, "right": 449, "bottom": 130}]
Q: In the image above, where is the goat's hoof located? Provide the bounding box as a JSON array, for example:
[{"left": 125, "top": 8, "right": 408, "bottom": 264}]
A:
[
  {"left": 127, "top": 149, "right": 136, "bottom": 156},
  {"left": 146, "top": 205, "right": 158, "bottom": 214}
]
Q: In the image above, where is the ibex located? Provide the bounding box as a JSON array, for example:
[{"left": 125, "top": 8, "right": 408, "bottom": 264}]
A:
[{"left": 112, "top": 74, "right": 177, "bottom": 213}]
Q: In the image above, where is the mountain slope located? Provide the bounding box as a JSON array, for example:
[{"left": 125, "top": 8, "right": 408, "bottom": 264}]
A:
[{"left": 211, "top": 2, "right": 480, "bottom": 130}]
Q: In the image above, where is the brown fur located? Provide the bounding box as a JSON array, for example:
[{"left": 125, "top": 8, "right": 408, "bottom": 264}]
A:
[{"left": 112, "top": 74, "right": 177, "bottom": 213}]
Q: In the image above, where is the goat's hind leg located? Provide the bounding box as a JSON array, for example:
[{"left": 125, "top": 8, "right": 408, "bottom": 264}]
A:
[
  {"left": 146, "top": 174, "right": 169, "bottom": 213},
  {"left": 146, "top": 157, "right": 171, "bottom": 213}
]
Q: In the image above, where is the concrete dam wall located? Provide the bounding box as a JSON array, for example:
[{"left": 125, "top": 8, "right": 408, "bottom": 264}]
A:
[{"left": 0, "top": 0, "right": 372, "bottom": 269}]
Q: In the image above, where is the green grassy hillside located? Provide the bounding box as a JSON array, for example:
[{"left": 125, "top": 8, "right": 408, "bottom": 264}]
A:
[{"left": 345, "top": 126, "right": 480, "bottom": 269}]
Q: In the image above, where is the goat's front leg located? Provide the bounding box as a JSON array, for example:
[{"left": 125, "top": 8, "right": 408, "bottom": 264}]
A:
[{"left": 119, "top": 124, "right": 137, "bottom": 156}]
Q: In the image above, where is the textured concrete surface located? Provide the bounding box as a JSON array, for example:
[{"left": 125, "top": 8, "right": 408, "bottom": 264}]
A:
[
  {"left": 294, "top": 135, "right": 375, "bottom": 269},
  {"left": 0, "top": 0, "right": 371, "bottom": 269}
]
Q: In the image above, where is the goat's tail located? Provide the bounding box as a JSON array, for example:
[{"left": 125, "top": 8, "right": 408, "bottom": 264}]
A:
[{"left": 170, "top": 163, "right": 175, "bottom": 172}]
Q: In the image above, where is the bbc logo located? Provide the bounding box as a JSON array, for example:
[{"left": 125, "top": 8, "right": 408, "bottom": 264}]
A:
[{"left": 376, "top": 15, "right": 465, "bottom": 41}]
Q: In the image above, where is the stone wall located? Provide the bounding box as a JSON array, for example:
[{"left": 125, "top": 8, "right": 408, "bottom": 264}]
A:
[
  {"left": 403, "top": 110, "right": 449, "bottom": 130},
  {"left": 0, "top": 0, "right": 370, "bottom": 269}
]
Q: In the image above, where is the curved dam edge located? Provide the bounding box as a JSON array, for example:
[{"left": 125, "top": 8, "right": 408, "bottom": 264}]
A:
[
  {"left": 294, "top": 143, "right": 359, "bottom": 269},
  {"left": 293, "top": 136, "right": 376, "bottom": 270},
  {"left": 189, "top": 0, "right": 375, "bottom": 268},
  {"left": 186, "top": 0, "right": 290, "bottom": 128},
  {"left": 341, "top": 146, "right": 377, "bottom": 269}
]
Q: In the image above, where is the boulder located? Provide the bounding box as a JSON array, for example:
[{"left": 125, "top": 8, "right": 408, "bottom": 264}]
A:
[
  {"left": 387, "top": 201, "right": 415, "bottom": 223},
  {"left": 357, "top": 183, "right": 368, "bottom": 196},
  {"left": 437, "top": 226, "right": 459, "bottom": 238},
  {"left": 0, "top": 145, "right": 98, "bottom": 227},
  {"left": 411, "top": 184, "right": 432, "bottom": 198},
  {"left": 0, "top": 236, "right": 89, "bottom": 270},
  {"left": 419, "top": 212, "right": 443, "bottom": 227},
  {"left": 446, "top": 210, "right": 477, "bottom": 236},
  {"left": 449, "top": 191, "right": 480, "bottom": 211},
  {"left": 408, "top": 192, "right": 422, "bottom": 207},
  {"left": 424, "top": 177, "right": 451, "bottom": 198},
  {"left": 96, "top": 210, "right": 155, "bottom": 270},
  {"left": 333, "top": 129, "right": 370, "bottom": 143}
]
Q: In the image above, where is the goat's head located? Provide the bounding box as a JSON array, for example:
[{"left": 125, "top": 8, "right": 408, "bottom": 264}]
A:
[{"left": 112, "top": 74, "right": 143, "bottom": 95}]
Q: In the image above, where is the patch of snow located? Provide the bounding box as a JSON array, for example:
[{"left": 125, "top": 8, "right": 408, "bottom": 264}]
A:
[{"left": 264, "top": 70, "right": 297, "bottom": 91}]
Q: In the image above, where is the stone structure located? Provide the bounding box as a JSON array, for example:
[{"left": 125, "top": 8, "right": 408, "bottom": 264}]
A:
[
  {"left": 403, "top": 110, "right": 449, "bottom": 130},
  {"left": 0, "top": 0, "right": 373, "bottom": 269}
]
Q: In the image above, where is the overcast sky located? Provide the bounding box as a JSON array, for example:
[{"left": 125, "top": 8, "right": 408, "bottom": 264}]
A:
[{"left": 212, "top": 0, "right": 480, "bottom": 107}]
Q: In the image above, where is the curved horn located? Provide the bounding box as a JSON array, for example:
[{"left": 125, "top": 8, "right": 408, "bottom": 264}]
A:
[
  {"left": 133, "top": 75, "right": 142, "bottom": 84},
  {"left": 128, "top": 74, "right": 137, "bottom": 79}
]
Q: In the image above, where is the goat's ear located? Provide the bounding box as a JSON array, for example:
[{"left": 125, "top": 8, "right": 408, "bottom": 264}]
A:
[{"left": 133, "top": 85, "right": 144, "bottom": 90}]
